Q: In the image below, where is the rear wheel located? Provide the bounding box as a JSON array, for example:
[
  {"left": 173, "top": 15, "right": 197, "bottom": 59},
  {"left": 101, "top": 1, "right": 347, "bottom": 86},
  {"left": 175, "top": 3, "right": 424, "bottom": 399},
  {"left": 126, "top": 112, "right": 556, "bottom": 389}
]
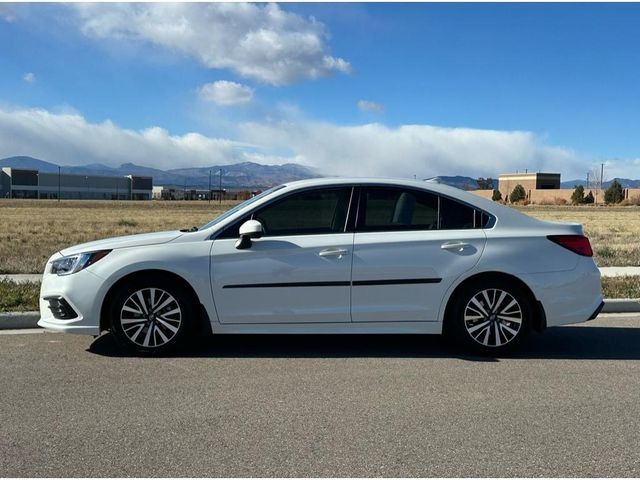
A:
[
  {"left": 109, "top": 277, "right": 194, "bottom": 353},
  {"left": 450, "top": 278, "right": 532, "bottom": 355}
]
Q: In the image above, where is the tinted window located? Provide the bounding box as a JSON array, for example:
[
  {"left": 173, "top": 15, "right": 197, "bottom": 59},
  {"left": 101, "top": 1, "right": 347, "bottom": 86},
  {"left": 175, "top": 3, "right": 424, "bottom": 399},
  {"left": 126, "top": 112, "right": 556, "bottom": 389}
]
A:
[
  {"left": 219, "top": 187, "right": 352, "bottom": 238},
  {"left": 255, "top": 188, "right": 351, "bottom": 236},
  {"left": 439, "top": 196, "right": 476, "bottom": 230},
  {"left": 357, "top": 187, "right": 492, "bottom": 232},
  {"left": 359, "top": 188, "right": 439, "bottom": 231}
]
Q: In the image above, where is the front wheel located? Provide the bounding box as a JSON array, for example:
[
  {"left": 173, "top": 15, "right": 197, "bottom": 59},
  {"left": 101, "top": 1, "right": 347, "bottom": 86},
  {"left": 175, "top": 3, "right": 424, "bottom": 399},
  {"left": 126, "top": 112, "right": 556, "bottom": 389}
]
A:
[
  {"left": 109, "top": 277, "right": 194, "bottom": 354},
  {"left": 450, "top": 279, "right": 532, "bottom": 355}
]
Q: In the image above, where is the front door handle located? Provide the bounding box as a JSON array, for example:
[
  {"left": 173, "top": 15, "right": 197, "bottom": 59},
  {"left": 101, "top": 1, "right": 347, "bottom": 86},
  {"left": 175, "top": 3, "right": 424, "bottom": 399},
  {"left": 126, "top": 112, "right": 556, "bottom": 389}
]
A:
[
  {"left": 319, "top": 248, "right": 349, "bottom": 258},
  {"left": 441, "top": 241, "right": 471, "bottom": 252}
]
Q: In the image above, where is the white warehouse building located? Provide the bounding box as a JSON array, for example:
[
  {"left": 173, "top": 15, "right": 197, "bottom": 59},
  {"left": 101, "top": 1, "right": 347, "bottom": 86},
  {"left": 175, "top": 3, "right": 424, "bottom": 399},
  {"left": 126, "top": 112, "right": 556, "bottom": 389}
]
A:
[{"left": 0, "top": 168, "right": 152, "bottom": 200}]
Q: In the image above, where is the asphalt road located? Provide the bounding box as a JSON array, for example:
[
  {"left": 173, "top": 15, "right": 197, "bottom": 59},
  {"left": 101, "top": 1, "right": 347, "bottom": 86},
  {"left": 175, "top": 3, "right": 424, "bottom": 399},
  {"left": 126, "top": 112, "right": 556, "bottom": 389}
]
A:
[{"left": 2, "top": 314, "right": 640, "bottom": 477}]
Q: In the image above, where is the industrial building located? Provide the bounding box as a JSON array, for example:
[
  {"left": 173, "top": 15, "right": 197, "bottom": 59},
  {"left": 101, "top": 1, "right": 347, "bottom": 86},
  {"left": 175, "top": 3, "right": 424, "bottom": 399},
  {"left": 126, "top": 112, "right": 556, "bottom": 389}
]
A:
[
  {"left": 0, "top": 168, "right": 152, "bottom": 200},
  {"left": 497, "top": 172, "right": 561, "bottom": 200}
]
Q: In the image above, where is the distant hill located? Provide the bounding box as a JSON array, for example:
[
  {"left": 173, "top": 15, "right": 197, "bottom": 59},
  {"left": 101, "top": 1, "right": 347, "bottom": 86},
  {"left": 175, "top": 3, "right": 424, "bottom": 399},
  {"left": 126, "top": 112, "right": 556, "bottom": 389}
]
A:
[
  {"left": 561, "top": 178, "right": 640, "bottom": 189},
  {"left": 424, "top": 175, "right": 496, "bottom": 190},
  {"left": 0, "top": 156, "right": 318, "bottom": 189},
  {"left": 0, "top": 156, "right": 61, "bottom": 172}
]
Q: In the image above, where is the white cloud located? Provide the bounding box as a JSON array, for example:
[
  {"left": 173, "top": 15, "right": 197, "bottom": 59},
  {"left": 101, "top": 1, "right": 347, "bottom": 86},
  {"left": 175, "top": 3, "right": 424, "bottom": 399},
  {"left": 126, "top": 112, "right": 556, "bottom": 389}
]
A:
[
  {"left": 198, "top": 80, "right": 254, "bottom": 105},
  {"left": 357, "top": 99, "right": 384, "bottom": 113},
  {"left": 22, "top": 72, "right": 36, "bottom": 84},
  {"left": 1, "top": 105, "right": 629, "bottom": 181},
  {"left": 0, "top": 4, "right": 16, "bottom": 23},
  {"left": 71, "top": 3, "right": 350, "bottom": 86},
  {"left": 0, "top": 107, "right": 256, "bottom": 170},
  {"left": 239, "top": 120, "right": 588, "bottom": 179}
]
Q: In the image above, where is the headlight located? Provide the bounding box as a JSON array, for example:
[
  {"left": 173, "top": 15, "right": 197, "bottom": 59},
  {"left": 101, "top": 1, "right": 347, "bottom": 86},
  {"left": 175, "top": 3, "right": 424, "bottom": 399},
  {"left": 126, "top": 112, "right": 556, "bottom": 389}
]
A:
[{"left": 51, "top": 250, "right": 111, "bottom": 276}]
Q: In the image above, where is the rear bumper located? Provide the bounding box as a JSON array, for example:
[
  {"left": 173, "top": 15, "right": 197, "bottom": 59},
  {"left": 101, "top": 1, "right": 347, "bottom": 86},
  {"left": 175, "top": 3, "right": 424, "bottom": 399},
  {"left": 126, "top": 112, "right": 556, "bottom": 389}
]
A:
[
  {"left": 589, "top": 300, "right": 605, "bottom": 320},
  {"left": 520, "top": 258, "right": 603, "bottom": 327}
]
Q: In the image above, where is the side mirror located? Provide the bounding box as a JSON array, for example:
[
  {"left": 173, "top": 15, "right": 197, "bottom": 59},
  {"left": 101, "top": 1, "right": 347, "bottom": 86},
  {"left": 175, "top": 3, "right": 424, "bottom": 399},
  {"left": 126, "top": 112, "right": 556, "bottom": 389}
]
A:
[{"left": 235, "top": 220, "right": 263, "bottom": 249}]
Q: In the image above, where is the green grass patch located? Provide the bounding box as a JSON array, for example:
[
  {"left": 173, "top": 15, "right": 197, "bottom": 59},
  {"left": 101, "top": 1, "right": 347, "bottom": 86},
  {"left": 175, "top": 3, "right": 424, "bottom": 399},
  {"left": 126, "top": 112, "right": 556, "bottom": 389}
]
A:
[
  {"left": 0, "top": 280, "right": 40, "bottom": 312},
  {"left": 0, "top": 276, "right": 638, "bottom": 314}
]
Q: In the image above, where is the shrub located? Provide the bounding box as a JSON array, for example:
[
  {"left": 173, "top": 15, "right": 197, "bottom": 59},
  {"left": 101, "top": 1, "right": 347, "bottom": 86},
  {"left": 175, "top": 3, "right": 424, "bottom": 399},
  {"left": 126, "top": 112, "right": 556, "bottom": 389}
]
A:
[
  {"left": 117, "top": 219, "right": 139, "bottom": 227},
  {"left": 509, "top": 184, "right": 526, "bottom": 203},
  {"left": 491, "top": 189, "right": 502, "bottom": 202},
  {"left": 571, "top": 185, "right": 585, "bottom": 205},
  {"left": 584, "top": 191, "right": 595, "bottom": 204},
  {"left": 604, "top": 179, "right": 624, "bottom": 204}
]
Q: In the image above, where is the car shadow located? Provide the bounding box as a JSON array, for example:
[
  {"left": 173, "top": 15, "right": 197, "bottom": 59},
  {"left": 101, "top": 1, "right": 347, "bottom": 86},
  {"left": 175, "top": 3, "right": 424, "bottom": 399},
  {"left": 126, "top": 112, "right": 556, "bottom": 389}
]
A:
[{"left": 88, "top": 325, "right": 640, "bottom": 361}]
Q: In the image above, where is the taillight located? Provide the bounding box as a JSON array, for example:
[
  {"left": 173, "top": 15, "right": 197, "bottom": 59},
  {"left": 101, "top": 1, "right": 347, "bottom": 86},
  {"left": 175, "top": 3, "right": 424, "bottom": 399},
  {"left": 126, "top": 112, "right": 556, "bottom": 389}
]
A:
[{"left": 547, "top": 235, "right": 593, "bottom": 257}]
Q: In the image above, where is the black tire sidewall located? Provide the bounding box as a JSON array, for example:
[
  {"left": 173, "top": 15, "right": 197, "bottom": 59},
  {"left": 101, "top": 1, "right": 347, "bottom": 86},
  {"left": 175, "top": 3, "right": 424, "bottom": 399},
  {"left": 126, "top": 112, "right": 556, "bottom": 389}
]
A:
[
  {"left": 109, "top": 277, "right": 194, "bottom": 354},
  {"left": 450, "top": 278, "right": 532, "bottom": 355}
]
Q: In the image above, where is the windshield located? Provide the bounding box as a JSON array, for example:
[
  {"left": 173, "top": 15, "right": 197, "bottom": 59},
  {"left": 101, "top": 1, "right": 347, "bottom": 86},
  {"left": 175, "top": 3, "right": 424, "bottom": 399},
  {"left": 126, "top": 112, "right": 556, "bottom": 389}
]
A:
[{"left": 199, "top": 185, "right": 285, "bottom": 231}]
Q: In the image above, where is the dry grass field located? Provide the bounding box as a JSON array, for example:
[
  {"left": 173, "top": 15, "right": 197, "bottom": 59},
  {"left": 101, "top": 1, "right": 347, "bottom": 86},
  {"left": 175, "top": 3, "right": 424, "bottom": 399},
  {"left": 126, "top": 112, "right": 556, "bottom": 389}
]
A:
[
  {"left": 517, "top": 205, "right": 640, "bottom": 268},
  {"left": 0, "top": 199, "right": 233, "bottom": 274},
  {"left": 0, "top": 200, "right": 639, "bottom": 274}
]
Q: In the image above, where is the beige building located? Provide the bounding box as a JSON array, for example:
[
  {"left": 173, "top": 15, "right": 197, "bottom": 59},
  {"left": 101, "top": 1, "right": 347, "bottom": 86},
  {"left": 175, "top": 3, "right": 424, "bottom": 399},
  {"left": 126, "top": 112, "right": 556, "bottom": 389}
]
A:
[{"left": 497, "top": 172, "right": 561, "bottom": 200}]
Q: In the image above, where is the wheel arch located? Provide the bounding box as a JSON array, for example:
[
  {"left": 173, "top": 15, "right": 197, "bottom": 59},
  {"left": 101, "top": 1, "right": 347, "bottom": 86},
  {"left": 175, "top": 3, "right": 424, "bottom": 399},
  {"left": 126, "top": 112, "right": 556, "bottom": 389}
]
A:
[
  {"left": 441, "top": 271, "right": 547, "bottom": 334},
  {"left": 99, "top": 269, "right": 212, "bottom": 335}
]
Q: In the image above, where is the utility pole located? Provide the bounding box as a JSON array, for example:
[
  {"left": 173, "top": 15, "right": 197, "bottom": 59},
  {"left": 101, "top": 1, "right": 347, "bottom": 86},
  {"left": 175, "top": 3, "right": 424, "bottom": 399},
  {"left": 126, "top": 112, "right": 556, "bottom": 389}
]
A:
[
  {"left": 219, "top": 169, "right": 223, "bottom": 204},
  {"left": 58, "top": 166, "right": 61, "bottom": 202},
  {"left": 600, "top": 163, "right": 605, "bottom": 191},
  {"left": 208, "top": 170, "right": 212, "bottom": 203}
]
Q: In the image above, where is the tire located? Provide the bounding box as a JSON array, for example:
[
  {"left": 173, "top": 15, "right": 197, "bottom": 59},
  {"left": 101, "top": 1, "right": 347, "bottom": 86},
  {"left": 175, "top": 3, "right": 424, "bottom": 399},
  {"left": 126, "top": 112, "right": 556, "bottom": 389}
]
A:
[
  {"left": 449, "top": 278, "right": 532, "bottom": 355},
  {"left": 109, "top": 276, "right": 195, "bottom": 354}
]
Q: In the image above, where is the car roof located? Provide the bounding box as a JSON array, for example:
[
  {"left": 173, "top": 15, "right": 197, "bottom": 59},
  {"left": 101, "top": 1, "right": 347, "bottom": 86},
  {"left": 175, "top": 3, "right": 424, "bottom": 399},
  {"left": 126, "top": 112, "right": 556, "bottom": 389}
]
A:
[{"left": 281, "top": 176, "right": 540, "bottom": 228}]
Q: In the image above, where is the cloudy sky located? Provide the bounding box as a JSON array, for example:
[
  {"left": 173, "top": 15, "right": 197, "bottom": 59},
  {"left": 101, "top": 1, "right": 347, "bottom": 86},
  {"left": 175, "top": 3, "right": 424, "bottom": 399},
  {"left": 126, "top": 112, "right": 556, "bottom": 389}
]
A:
[{"left": 2, "top": 3, "right": 640, "bottom": 179}]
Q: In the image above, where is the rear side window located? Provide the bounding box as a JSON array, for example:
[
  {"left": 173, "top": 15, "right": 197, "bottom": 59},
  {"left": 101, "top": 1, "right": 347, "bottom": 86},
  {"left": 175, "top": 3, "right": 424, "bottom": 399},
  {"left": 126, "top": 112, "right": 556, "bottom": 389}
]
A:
[
  {"left": 439, "top": 196, "right": 475, "bottom": 230},
  {"left": 359, "top": 188, "right": 439, "bottom": 231},
  {"left": 358, "top": 187, "right": 492, "bottom": 232}
]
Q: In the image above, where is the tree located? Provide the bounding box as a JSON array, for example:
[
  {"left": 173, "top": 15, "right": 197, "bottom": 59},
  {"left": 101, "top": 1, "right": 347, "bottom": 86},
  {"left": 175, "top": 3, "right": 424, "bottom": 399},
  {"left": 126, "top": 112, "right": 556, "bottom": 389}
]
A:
[
  {"left": 604, "top": 179, "right": 624, "bottom": 204},
  {"left": 587, "top": 166, "right": 608, "bottom": 205},
  {"left": 571, "top": 185, "right": 585, "bottom": 205},
  {"left": 491, "top": 189, "right": 502, "bottom": 202},
  {"left": 584, "top": 191, "right": 594, "bottom": 204},
  {"left": 476, "top": 177, "right": 494, "bottom": 190},
  {"left": 509, "top": 184, "right": 526, "bottom": 203}
]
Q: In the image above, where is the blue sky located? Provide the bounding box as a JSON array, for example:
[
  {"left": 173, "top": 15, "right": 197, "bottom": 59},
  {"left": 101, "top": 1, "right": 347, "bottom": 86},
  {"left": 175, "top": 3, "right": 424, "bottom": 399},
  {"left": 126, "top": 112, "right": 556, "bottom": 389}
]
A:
[{"left": 1, "top": 3, "right": 640, "bottom": 179}]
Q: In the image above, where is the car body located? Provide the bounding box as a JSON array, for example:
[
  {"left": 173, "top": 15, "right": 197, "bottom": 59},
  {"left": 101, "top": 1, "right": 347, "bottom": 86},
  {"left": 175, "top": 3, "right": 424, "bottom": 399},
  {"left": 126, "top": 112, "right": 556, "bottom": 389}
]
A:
[{"left": 38, "top": 177, "right": 603, "bottom": 354}]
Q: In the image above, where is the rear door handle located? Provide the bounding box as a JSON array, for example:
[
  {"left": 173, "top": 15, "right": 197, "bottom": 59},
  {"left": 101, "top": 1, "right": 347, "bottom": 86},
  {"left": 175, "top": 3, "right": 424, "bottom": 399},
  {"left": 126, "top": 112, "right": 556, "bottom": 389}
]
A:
[
  {"left": 319, "top": 248, "right": 349, "bottom": 258},
  {"left": 441, "top": 241, "right": 470, "bottom": 251}
]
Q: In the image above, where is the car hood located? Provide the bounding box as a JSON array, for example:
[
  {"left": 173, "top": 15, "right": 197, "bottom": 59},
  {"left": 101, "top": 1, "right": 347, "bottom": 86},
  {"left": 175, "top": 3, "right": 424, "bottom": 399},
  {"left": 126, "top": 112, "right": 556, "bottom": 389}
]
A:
[{"left": 59, "top": 230, "right": 183, "bottom": 256}]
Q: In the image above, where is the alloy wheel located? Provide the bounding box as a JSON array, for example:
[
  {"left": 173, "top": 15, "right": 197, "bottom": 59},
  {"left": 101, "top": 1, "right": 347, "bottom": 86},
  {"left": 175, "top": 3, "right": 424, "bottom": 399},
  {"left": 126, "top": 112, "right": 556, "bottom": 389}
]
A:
[
  {"left": 463, "top": 288, "right": 523, "bottom": 348},
  {"left": 119, "top": 288, "right": 182, "bottom": 348}
]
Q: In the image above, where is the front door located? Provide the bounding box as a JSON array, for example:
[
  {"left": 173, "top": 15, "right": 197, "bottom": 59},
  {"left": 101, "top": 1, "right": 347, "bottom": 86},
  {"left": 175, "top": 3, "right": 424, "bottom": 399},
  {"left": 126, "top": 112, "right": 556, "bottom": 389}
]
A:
[
  {"left": 351, "top": 187, "right": 487, "bottom": 322},
  {"left": 211, "top": 187, "right": 354, "bottom": 324}
]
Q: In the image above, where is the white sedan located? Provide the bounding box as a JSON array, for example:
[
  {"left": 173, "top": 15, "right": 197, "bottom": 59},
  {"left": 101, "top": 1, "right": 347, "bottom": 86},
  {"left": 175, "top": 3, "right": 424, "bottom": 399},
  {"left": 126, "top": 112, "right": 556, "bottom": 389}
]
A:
[{"left": 38, "top": 178, "right": 603, "bottom": 354}]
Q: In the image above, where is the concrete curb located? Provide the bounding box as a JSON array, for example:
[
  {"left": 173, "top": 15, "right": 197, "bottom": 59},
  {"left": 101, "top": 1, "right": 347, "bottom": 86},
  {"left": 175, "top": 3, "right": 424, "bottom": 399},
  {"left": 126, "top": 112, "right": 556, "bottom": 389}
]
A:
[
  {"left": 601, "top": 299, "right": 640, "bottom": 313},
  {"left": 2, "top": 298, "right": 640, "bottom": 330},
  {"left": 0, "top": 312, "right": 40, "bottom": 329}
]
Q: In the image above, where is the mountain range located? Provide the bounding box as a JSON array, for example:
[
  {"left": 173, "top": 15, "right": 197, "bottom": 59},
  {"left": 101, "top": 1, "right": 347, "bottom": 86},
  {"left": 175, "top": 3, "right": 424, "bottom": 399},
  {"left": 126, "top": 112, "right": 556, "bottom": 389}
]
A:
[
  {"left": 0, "top": 156, "right": 318, "bottom": 189},
  {"left": 3, "top": 156, "right": 640, "bottom": 190}
]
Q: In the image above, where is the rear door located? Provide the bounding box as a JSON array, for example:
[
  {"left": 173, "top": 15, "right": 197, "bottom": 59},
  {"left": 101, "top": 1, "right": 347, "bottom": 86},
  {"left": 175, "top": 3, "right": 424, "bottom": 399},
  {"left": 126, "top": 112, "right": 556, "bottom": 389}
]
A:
[{"left": 351, "top": 186, "right": 488, "bottom": 322}]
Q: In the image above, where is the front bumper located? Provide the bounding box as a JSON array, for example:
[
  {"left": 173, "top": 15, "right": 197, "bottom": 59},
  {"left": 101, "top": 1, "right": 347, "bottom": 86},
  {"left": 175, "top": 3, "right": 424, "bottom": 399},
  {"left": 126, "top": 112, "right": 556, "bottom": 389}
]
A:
[{"left": 37, "top": 261, "right": 104, "bottom": 335}]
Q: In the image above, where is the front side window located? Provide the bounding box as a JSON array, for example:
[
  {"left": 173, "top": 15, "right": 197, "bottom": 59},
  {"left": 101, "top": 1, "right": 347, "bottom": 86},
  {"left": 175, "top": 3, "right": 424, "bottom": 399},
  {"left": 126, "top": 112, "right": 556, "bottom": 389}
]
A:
[
  {"left": 255, "top": 187, "right": 352, "bottom": 236},
  {"left": 218, "top": 187, "right": 352, "bottom": 238}
]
